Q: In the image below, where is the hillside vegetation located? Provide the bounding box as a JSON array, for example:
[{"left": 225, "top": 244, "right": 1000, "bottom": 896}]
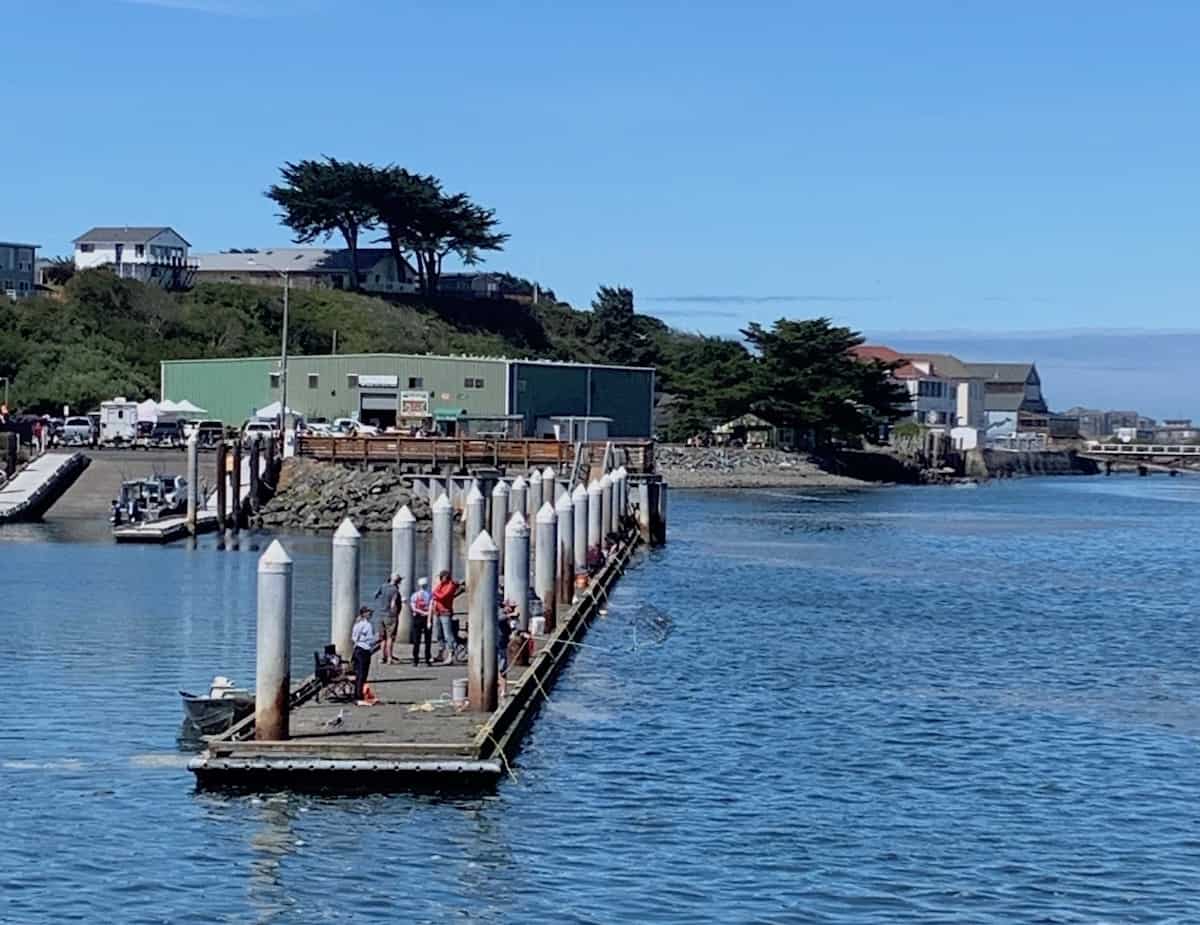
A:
[{"left": 0, "top": 270, "right": 906, "bottom": 443}]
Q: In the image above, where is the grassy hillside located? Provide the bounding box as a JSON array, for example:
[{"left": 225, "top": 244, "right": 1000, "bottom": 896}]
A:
[{"left": 0, "top": 271, "right": 742, "bottom": 438}]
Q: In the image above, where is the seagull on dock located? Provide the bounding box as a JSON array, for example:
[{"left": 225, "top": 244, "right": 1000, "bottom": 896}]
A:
[{"left": 323, "top": 708, "right": 346, "bottom": 730}]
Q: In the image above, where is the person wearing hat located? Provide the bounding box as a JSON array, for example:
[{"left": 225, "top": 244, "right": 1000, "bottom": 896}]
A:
[
  {"left": 409, "top": 577, "right": 434, "bottom": 667},
  {"left": 351, "top": 606, "right": 377, "bottom": 704},
  {"left": 374, "top": 573, "right": 402, "bottom": 664}
]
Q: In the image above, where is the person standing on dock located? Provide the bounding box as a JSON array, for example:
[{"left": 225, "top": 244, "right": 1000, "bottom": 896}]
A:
[
  {"left": 374, "top": 574, "right": 402, "bottom": 664},
  {"left": 410, "top": 577, "right": 433, "bottom": 667},
  {"left": 351, "top": 606, "right": 377, "bottom": 704},
  {"left": 432, "top": 570, "right": 464, "bottom": 665}
]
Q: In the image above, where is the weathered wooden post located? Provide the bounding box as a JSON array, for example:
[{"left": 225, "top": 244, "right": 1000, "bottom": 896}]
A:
[
  {"left": 392, "top": 504, "right": 416, "bottom": 645},
  {"left": 587, "top": 478, "right": 603, "bottom": 552},
  {"left": 555, "top": 489, "right": 574, "bottom": 614},
  {"left": 248, "top": 436, "right": 261, "bottom": 518},
  {"left": 185, "top": 429, "right": 200, "bottom": 535},
  {"left": 504, "top": 511, "right": 530, "bottom": 630},
  {"left": 655, "top": 481, "right": 669, "bottom": 545},
  {"left": 431, "top": 493, "right": 453, "bottom": 580},
  {"left": 230, "top": 439, "right": 243, "bottom": 535},
  {"left": 637, "top": 480, "right": 652, "bottom": 543},
  {"left": 509, "top": 475, "right": 527, "bottom": 528},
  {"left": 528, "top": 468, "right": 543, "bottom": 520},
  {"left": 215, "top": 442, "right": 228, "bottom": 543},
  {"left": 599, "top": 472, "right": 614, "bottom": 544},
  {"left": 465, "top": 481, "right": 485, "bottom": 551},
  {"left": 467, "top": 530, "right": 499, "bottom": 713},
  {"left": 331, "top": 518, "right": 361, "bottom": 658},
  {"left": 535, "top": 501, "right": 557, "bottom": 630},
  {"left": 490, "top": 479, "right": 510, "bottom": 576},
  {"left": 572, "top": 484, "right": 588, "bottom": 578},
  {"left": 255, "top": 539, "right": 293, "bottom": 741}
]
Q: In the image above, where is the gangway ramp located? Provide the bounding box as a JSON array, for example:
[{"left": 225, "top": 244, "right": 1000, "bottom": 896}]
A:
[{"left": 0, "top": 452, "right": 91, "bottom": 524}]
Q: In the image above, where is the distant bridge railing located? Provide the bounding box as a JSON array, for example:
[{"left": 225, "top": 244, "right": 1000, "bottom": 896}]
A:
[{"left": 1084, "top": 442, "right": 1200, "bottom": 457}]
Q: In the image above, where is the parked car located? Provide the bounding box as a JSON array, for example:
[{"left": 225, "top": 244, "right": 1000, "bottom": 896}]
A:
[
  {"left": 149, "top": 420, "right": 185, "bottom": 448},
  {"left": 193, "top": 420, "right": 225, "bottom": 448},
  {"left": 61, "top": 416, "right": 95, "bottom": 446},
  {"left": 242, "top": 420, "right": 278, "bottom": 443}
]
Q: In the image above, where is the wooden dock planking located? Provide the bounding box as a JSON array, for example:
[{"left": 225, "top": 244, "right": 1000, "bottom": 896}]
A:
[{"left": 190, "top": 528, "right": 642, "bottom": 791}]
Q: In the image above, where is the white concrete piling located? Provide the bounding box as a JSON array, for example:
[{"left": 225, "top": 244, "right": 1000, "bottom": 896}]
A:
[
  {"left": 255, "top": 539, "right": 293, "bottom": 741},
  {"left": 431, "top": 493, "right": 453, "bottom": 580},
  {"left": 331, "top": 518, "right": 361, "bottom": 659},
  {"left": 185, "top": 430, "right": 199, "bottom": 535},
  {"left": 656, "top": 481, "right": 669, "bottom": 545},
  {"left": 638, "top": 480, "right": 652, "bottom": 543},
  {"left": 615, "top": 466, "right": 628, "bottom": 520},
  {"left": 510, "top": 475, "right": 527, "bottom": 529},
  {"left": 466, "top": 530, "right": 499, "bottom": 713},
  {"left": 535, "top": 501, "right": 557, "bottom": 630},
  {"left": 504, "top": 511, "right": 531, "bottom": 629},
  {"left": 465, "top": 481, "right": 486, "bottom": 551},
  {"left": 543, "top": 466, "right": 561, "bottom": 503},
  {"left": 587, "top": 479, "right": 603, "bottom": 552},
  {"left": 600, "top": 472, "right": 614, "bottom": 544},
  {"left": 491, "top": 479, "right": 510, "bottom": 576},
  {"left": 555, "top": 489, "right": 574, "bottom": 613},
  {"left": 392, "top": 504, "right": 416, "bottom": 643},
  {"left": 528, "top": 468, "right": 543, "bottom": 520},
  {"left": 572, "top": 483, "right": 588, "bottom": 575}
]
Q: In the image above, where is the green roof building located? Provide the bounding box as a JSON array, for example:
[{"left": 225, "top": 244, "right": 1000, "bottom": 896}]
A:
[{"left": 160, "top": 353, "right": 656, "bottom": 437}]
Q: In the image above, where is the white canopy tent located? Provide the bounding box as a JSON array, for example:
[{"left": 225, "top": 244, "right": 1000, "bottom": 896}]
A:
[
  {"left": 172, "top": 400, "right": 208, "bottom": 416},
  {"left": 136, "top": 399, "right": 159, "bottom": 423},
  {"left": 252, "top": 401, "right": 298, "bottom": 421}
]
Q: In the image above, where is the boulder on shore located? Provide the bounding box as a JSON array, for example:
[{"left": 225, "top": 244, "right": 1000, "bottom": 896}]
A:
[{"left": 258, "top": 458, "right": 432, "bottom": 533}]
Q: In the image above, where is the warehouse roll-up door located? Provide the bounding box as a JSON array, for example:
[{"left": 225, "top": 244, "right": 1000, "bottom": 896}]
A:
[{"left": 359, "top": 391, "right": 398, "bottom": 429}]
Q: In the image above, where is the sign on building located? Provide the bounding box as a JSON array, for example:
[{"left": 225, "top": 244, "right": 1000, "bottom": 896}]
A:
[{"left": 400, "top": 390, "right": 429, "bottom": 419}]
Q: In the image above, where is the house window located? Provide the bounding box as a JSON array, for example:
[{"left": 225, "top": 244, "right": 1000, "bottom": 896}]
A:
[
  {"left": 463, "top": 378, "right": 485, "bottom": 389},
  {"left": 269, "top": 372, "right": 281, "bottom": 388},
  {"left": 347, "top": 374, "right": 359, "bottom": 388},
  {"left": 308, "top": 373, "right": 319, "bottom": 389},
  {"left": 79, "top": 243, "right": 94, "bottom": 253},
  {"left": 408, "top": 377, "right": 423, "bottom": 388},
  {"left": 135, "top": 245, "right": 145, "bottom": 257}
]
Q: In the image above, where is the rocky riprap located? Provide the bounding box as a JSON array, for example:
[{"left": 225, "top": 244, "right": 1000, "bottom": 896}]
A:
[
  {"left": 655, "top": 445, "right": 813, "bottom": 472},
  {"left": 258, "top": 458, "right": 432, "bottom": 532}
]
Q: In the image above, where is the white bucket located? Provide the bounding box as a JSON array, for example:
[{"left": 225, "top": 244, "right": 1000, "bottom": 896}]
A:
[
  {"left": 451, "top": 677, "right": 468, "bottom": 704},
  {"left": 530, "top": 616, "right": 546, "bottom": 636}
]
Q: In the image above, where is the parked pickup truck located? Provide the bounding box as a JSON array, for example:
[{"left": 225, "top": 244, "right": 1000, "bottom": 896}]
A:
[{"left": 61, "top": 416, "right": 95, "bottom": 446}]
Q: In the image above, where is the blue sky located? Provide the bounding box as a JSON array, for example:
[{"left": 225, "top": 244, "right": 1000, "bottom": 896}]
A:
[{"left": 7, "top": 1, "right": 1200, "bottom": 414}]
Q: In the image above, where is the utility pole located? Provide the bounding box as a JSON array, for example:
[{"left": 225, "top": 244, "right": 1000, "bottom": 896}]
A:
[{"left": 279, "top": 270, "right": 290, "bottom": 435}]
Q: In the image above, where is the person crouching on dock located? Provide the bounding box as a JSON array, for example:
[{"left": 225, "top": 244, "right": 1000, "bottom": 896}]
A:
[{"left": 352, "top": 606, "right": 378, "bottom": 705}]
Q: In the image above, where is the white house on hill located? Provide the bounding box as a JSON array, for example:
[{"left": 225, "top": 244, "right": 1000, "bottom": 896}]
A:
[{"left": 73, "top": 226, "right": 194, "bottom": 289}]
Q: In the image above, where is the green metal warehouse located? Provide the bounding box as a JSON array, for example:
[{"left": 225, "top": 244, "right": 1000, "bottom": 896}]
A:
[{"left": 160, "top": 353, "right": 656, "bottom": 437}]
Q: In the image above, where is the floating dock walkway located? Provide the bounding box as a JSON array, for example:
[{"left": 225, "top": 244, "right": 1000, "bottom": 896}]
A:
[{"left": 0, "top": 452, "right": 91, "bottom": 524}]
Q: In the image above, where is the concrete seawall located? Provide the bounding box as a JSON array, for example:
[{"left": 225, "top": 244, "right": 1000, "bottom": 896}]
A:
[{"left": 964, "top": 449, "right": 1099, "bottom": 480}]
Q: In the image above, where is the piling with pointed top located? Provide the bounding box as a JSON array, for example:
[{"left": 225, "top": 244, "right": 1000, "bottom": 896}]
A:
[
  {"left": 535, "top": 502, "right": 557, "bottom": 630},
  {"left": 431, "top": 493, "right": 453, "bottom": 580},
  {"left": 555, "top": 490, "right": 574, "bottom": 612},
  {"left": 587, "top": 479, "right": 603, "bottom": 552},
  {"left": 504, "top": 511, "right": 531, "bottom": 629},
  {"left": 600, "top": 472, "right": 614, "bottom": 544},
  {"left": 510, "top": 475, "right": 527, "bottom": 529},
  {"left": 392, "top": 505, "right": 416, "bottom": 643},
  {"left": 185, "top": 430, "right": 199, "bottom": 535},
  {"left": 467, "top": 531, "right": 499, "bottom": 713},
  {"left": 491, "top": 480, "right": 510, "bottom": 576},
  {"left": 528, "top": 469, "right": 543, "bottom": 520},
  {"left": 465, "top": 481, "right": 486, "bottom": 551},
  {"left": 331, "top": 518, "right": 361, "bottom": 658},
  {"left": 572, "top": 484, "right": 588, "bottom": 576},
  {"left": 544, "top": 466, "right": 563, "bottom": 503},
  {"left": 255, "top": 539, "right": 293, "bottom": 741}
]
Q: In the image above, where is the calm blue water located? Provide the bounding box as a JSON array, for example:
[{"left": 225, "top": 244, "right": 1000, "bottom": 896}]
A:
[{"left": 4, "top": 476, "right": 1200, "bottom": 923}]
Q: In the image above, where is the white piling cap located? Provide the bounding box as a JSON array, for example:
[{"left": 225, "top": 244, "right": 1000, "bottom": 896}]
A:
[
  {"left": 572, "top": 484, "right": 588, "bottom": 501},
  {"left": 536, "top": 501, "right": 556, "bottom": 524},
  {"left": 588, "top": 479, "right": 602, "bottom": 494},
  {"left": 468, "top": 529, "right": 499, "bottom": 561},
  {"left": 599, "top": 473, "right": 612, "bottom": 488},
  {"left": 392, "top": 504, "right": 415, "bottom": 527},
  {"left": 512, "top": 475, "right": 527, "bottom": 490},
  {"left": 505, "top": 510, "right": 529, "bottom": 536},
  {"left": 333, "top": 518, "right": 361, "bottom": 543},
  {"left": 492, "top": 479, "right": 511, "bottom": 497},
  {"left": 543, "top": 466, "right": 557, "bottom": 481},
  {"left": 432, "top": 493, "right": 452, "bottom": 513},
  {"left": 529, "top": 469, "right": 542, "bottom": 483},
  {"left": 555, "top": 491, "right": 573, "bottom": 513},
  {"left": 466, "top": 482, "right": 484, "bottom": 502},
  {"left": 259, "top": 539, "right": 293, "bottom": 571}
]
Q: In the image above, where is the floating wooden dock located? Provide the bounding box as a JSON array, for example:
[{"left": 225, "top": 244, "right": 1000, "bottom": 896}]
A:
[{"left": 189, "top": 528, "right": 641, "bottom": 792}]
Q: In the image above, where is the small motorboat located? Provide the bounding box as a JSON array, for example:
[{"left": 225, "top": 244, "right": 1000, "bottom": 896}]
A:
[{"left": 179, "top": 676, "right": 254, "bottom": 738}]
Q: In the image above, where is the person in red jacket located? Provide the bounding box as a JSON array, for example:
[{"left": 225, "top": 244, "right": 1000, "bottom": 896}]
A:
[{"left": 432, "top": 570, "right": 464, "bottom": 665}]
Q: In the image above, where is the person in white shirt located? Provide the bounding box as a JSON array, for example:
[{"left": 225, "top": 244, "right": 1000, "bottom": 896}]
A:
[
  {"left": 410, "top": 577, "right": 433, "bottom": 667},
  {"left": 351, "top": 607, "right": 377, "bottom": 703}
]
